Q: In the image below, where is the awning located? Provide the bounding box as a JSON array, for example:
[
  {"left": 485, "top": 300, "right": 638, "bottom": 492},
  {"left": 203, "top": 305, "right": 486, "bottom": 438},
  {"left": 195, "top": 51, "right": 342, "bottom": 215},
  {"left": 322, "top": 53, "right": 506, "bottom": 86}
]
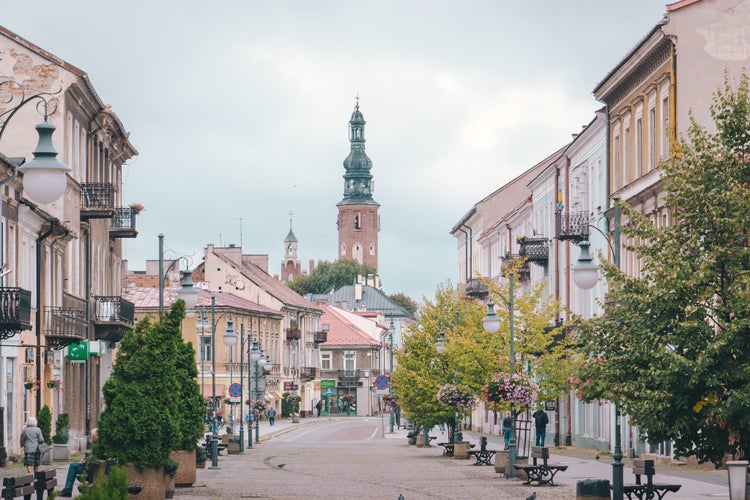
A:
[
  {"left": 201, "top": 384, "right": 226, "bottom": 399},
  {"left": 274, "top": 391, "right": 283, "bottom": 400}
]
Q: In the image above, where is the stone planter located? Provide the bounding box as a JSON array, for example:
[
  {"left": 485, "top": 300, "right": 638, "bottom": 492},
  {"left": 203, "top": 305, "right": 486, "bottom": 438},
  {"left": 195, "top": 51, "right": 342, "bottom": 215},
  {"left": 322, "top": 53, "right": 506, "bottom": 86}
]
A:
[
  {"left": 53, "top": 443, "right": 70, "bottom": 461},
  {"left": 453, "top": 442, "right": 470, "bottom": 459},
  {"left": 415, "top": 435, "right": 426, "bottom": 447},
  {"left": 407, "top": 437, "right": 416, "bottom": 445},
  {"left": 40, "top": 448, "right": 52, "bottom": 465},
  {"left": 292, "top": 415, "right": 300, "bottom": 423},
  {"left": 494, "top": 450, "right": 509, "bottom": 475},
  {"left": 170, "top": 450, "right": 196, "bottom": 487},
  {"left": 125, "top": 463, "right": 166, "bottom": 500},
  {"left": 165, "top": 474, "right": 175, "bottom": 499}
]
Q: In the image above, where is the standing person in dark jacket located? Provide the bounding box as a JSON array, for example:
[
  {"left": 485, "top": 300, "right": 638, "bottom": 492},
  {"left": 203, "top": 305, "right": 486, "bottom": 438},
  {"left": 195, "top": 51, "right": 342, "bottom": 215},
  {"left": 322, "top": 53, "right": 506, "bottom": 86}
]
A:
[{"left": 532, "top": 408, "right": 549, "bottom": 446}]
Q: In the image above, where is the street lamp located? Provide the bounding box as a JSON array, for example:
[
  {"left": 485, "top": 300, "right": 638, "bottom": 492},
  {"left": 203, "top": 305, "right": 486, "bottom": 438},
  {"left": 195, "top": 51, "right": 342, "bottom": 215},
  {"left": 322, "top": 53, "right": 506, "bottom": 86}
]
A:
[
  {"left": 482, "top": 271, "right": 517, "bottom": 479},
  {"left": 222, "top": 318, "right": 237, "bottom": 440},
  {"left": 247, "top": 338, "right": 261, "bottom": 446},
  {"left": 206, "top": 295, "right": 234, "bottom": 469},
  {"left": 256, "top": 354, "right": 271, "bottom": 443},
  {"left": 571, "top": 199, "right": 623, "bottom": 500},
  {"left": 388, "top": 318, "right": 395, "bottom": 433}
]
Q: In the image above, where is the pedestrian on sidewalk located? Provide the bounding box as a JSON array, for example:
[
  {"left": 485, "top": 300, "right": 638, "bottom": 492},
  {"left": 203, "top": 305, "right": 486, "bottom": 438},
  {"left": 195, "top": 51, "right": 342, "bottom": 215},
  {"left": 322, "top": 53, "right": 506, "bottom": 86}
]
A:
[
  {"left": 20, "top": 417, "right": 44, "bottom": 474},
  {"left": 502, "top": 415, "right": 512, "bottom": 448},
  {"left": 532, "top": 407, "right": 549, "bottom": 446},
  {"left": 315, "top": 400, "right": 323, "bottom": 417},
  {"left": 268, "top": 407, "right": 276, "bottom": 426}
]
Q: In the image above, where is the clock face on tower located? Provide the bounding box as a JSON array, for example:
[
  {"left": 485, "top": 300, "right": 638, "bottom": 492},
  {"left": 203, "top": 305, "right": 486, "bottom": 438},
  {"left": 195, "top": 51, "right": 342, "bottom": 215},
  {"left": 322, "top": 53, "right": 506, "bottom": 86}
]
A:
[{"left": 288, "top": 244, "right": 294, "bottom": 255}]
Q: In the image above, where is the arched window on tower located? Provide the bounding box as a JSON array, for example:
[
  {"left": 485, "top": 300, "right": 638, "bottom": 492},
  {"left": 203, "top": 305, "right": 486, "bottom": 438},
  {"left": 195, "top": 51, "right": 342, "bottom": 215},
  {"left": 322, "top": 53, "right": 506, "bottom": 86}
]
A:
[
  {"left": 354, "top": 213, "right": 361, "bottom": 230},
  {"left": 369, "top": 243, "right": 375, "bottom": 255},
  {"left": 341, "top": 243, "right": 346, "bottom": 256}
]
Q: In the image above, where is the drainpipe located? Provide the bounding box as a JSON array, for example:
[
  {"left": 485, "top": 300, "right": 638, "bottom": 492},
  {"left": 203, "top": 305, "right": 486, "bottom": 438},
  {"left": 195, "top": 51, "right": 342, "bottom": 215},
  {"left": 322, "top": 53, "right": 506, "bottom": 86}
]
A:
[
  {"left": 460, "top": 224, "right": 473, "bottom": 280},
  {"left": 35, "top": 222, "right": 57, "bottom": 414},
  {"left": 458, "top": 227, "right": 469, "bottom": 284},
  {"left": 84, "top": 222, "right": 91, "bottom": 440}
]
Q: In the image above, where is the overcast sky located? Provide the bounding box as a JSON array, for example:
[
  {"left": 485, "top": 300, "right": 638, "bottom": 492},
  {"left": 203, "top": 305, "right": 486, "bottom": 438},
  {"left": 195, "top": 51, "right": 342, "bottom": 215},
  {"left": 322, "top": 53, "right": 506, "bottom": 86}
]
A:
[{"left": 2, "top": 1, "right": 668, "bottom": 302}]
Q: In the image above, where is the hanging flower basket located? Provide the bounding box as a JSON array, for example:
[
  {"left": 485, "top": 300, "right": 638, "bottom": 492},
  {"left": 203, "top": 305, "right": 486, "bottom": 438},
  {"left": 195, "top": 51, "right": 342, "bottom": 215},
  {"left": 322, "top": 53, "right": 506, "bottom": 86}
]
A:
[
  {"left": 481, "top": 372, "right": 539, "bottom": 411},
  {"left": 246, "top": 399, "right": 268, "bottom": 415},
  {"left": 436, "top": 384, "right": 478, "bottom": 414},
  {"left": 128, "top": 203, "right": 145, "bottom": 214},
  {"left": 382, "top": 393, "right": 399, "bottom": 408},
  {"left": 340, "top": 393, "right": 356, "bottom": 404},
  {"left": 46, "top": 380, "right": 62, "bottom": 390},
  {"left": 24, "top": 379, "right": 40, "bottom": 391}
]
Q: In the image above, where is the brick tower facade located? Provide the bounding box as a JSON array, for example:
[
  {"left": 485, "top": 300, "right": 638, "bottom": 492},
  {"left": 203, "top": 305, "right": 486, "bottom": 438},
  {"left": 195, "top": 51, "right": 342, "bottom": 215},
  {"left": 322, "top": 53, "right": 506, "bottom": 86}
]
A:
[
  {"left": 281, "top": 214, "right": 302, "bottom": 283},
  {"left": 337, "top": 101, "right": 379, "bottom": 270}
]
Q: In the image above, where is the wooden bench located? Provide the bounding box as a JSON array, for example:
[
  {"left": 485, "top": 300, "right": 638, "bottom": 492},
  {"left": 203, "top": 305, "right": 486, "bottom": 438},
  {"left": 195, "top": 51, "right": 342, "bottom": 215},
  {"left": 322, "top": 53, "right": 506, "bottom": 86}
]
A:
[
  {"left": 34, "top": 470, "right": 56, "bottom": 499},
  {"left": 513, "top": 446, "right": 568, "bottom": 486},
  {"left": 438, "top": 442, "right": 454, "bottom": 457},
  {"left": 622, "top": 459, "right": 681, "bottom": 500},
  {"left": 1, "top": 474, "right": 34, "bottom": 499},
  {"left": 467, "top": 437, "right": 497, "bottom": 466}
]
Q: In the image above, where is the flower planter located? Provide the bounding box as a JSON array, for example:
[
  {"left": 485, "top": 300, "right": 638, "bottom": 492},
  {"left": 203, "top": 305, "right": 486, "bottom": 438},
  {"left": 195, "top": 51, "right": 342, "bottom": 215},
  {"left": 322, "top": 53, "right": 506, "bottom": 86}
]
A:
[
  {"left": 53, "top": 443, "right": 70, "bottom": 461},
  {"left": 170, "top": 450, "right": 196, "bottom": 487},
  {"left": 24, "top": 382, "right": 33, "bottom": 390},
  {"left": 125, "top": 463, "right": 166, "bottom": 500}
]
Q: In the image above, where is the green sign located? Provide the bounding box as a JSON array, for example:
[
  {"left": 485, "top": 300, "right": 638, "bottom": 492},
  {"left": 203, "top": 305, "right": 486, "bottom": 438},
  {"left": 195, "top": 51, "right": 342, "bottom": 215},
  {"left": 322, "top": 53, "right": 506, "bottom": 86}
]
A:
[
  {"left": 67, "top": 341, "right": 88, "bottom": 361},
  {"left": 320, "top": 380, "right": 335, "bottom": 389}
]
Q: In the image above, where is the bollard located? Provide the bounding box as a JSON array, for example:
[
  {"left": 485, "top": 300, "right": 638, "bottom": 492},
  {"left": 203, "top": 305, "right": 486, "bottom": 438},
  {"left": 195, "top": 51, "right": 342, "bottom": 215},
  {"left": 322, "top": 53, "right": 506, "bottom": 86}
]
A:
[{"left": 576, "top": 479, "right": 611, "bottom": 500}]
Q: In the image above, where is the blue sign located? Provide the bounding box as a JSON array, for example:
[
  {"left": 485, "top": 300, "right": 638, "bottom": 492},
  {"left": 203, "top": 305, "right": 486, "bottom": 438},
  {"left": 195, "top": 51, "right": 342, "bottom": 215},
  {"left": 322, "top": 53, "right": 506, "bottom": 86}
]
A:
[
  {"left": 228, "top": 383, "right": 242, "bottom": 398},
  {"left": 325, "top": 387, "right": 333, "bottom": 394},
  {"left": 374, "top": 374, "right": 389, "bottom": 390}
]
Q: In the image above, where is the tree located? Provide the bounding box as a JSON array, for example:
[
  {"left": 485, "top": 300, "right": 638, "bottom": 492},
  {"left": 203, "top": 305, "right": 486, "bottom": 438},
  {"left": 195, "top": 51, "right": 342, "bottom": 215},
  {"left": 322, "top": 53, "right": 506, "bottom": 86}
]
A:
[
  {"left": 389, "top": 292, "right": 418, "bottom": 315},
  {"left": 95, "top": 301, "right": 185, "bottom": 469},
  {"left": 575, "top": 74, "right": 750, "bottom": 466},
  {"left": 288, "top": 259, "right": 376, "bottom": 295}
]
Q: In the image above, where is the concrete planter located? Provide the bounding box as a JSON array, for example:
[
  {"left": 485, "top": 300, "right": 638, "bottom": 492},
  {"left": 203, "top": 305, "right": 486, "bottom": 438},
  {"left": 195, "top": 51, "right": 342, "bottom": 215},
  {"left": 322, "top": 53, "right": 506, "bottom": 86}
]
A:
[
  {"left": 453, "top": 442, "right": 470, "bottom": 459},
  {"left": 125, "top": 463, "right": 166, "bottom": 500},
  {"left": 170, "top": 450, "right": 196, "bottom": 487},
  {"left": 494, "top": 450, "right": 509, "bottom": 475},
  {"left": 52, "top": 443, "right": 70, "bottom": 461}
]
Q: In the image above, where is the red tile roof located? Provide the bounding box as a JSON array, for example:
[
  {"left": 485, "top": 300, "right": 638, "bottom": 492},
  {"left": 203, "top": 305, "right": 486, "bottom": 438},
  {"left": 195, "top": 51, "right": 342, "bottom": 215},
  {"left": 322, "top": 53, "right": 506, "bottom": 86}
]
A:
[
  {"left": 319, "top": 304, "right": 380, "bottom": 347},
  {"left": 122, "top": 285, "right": 282, "bottom": 317}
]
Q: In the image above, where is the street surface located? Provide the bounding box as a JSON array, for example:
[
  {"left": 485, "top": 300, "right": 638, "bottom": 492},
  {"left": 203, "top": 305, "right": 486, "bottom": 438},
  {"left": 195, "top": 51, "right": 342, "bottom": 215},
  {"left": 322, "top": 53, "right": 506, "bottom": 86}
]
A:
[{"left": 174, "top": 416, "right": 730, "bottom": 499}]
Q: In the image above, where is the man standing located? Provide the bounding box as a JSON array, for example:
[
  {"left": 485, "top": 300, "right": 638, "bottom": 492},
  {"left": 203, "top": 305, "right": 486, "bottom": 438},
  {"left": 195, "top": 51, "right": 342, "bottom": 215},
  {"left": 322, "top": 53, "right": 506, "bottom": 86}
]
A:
[
  {"left": 315, "top": 400, "right": 323, "bottom": 417},
  {"left": 532, "top": 408, "right": 549, "bottom": 446},
  {"left": 267, "top": 407, "right": 276, "bottom": 426}
]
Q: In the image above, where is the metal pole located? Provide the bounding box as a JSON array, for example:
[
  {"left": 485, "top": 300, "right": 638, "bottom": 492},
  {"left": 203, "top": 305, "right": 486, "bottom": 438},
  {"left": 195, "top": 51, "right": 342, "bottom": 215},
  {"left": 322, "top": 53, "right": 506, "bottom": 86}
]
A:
[
  {"left": 247, "top": 335, "right": 253, "bottom": 449},
  {"left": 158, "top": 234, "right": 164, "bottom": 315},
  {"left": 508, "top": 271, "right": 517, "bottom": 478},
  {"left": 389, "top": 325, "right": 394, "bottom": 433},
  {"left": 209, "top": 295, "right": 219, "bottom": 469},
  {"left": 255, "top": 361, "right": 260, "bottom": 443},
  {"left": 238, "top": 324, "right": 244, "bottom": 454},
  {"left": 453, "top": 366, "right": 460, "bottom": 445},
  {"left": 612, "top": 199, "right": 623, "bottom": 500}
]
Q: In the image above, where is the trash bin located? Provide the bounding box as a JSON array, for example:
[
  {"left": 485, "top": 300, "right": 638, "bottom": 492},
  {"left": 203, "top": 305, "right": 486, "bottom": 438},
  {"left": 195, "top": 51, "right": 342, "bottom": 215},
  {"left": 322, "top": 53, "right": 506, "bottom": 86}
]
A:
[{"left": 576, "top": 479, "right": 611, "bottom": 500}]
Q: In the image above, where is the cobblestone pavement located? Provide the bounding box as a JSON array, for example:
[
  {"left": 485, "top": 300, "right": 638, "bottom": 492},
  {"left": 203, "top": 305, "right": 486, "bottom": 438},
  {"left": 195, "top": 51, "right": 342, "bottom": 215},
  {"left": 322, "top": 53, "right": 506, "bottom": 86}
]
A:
[{"left": 0, "top": 417, "right": 729, "bottom": 499}]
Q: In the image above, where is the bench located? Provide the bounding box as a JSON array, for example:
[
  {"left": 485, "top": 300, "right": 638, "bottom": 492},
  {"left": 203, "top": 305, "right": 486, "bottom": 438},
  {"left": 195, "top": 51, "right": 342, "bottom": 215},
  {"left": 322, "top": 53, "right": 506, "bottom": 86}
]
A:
[
  {"left": 203, "top": 435, "right": 228, "bottom": 455},
  {"left": 621, "top": 459, "right": 681, "bottom": 500},
  {"left": 34, "top": 470, "right": 56, "bottom": 499},
  {"left": 467, "top": 437, "right": 497, "bottom": 466},
  {"left": 2, "top": 474, "right": 34, "bottom": 499},
  {"left": 513, "top": 446, "right": 568, "bottom": 486},
  {"left": 438, "top": 442, "right": 454, "bottom": 457}
]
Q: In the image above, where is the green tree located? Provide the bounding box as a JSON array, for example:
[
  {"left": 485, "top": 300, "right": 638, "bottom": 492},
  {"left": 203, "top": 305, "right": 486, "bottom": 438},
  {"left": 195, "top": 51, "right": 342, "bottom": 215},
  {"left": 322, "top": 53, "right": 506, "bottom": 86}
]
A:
[
  {"left": 38, "top": 405, "right": 52, "bottom": 444},
  {"left": 388, "top": 292, "right": 418, "bottom": 315},
  {"left": 575, "top": 74, "right": 750, "bottom": 466},
  {"left": 288, "top": 259, "right": 376, "bottom": 295},
  {"left": 95, "top": 301, "right": 185, "bottom": 469}
]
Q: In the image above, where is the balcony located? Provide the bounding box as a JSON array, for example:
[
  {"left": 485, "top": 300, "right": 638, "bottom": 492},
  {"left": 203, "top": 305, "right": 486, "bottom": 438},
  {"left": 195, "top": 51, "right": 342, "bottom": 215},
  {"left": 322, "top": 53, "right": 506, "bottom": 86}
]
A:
[
  {"left": 465, "top": 278, "right": 488, "bottom": 300},
  {"left": 502, "top": 253, "right": 530, "bottom": 282},
  {"left": 93, "top": 296, "right": 134, "bottom": 343},
  {"left": 518, "top": 237, "right": 550, "bottom": 266},
  {"left": 0, "top": 288, "right": 32, "bottom": 339},
  {"left": 556, "top": 212, "right": 589, "bottom": 243},
  {"left": 313, "top": 330, "right": 328, "bottom": 343},
  {"left": 44, "top": 307, "right": 87, "bottom": 349},
  {"left": 300, "top": 367, "right": 317, "bottom": 381},
  {"left": 81, "top": 183, "right": 115, "bottom": 220},
  {"left": 286, "top": 328, "right": 301, "bottom": 341},
  {"left": 109, "top": 207, "right": 138, "bottom": 239}
]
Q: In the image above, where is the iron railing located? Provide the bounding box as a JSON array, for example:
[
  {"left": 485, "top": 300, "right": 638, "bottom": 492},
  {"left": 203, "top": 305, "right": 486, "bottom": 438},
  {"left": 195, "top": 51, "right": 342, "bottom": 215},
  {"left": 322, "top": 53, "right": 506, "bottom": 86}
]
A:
[
  {"left": 0, "top": 288, "right": 31, "bottom": 339},
  {"left": 556, "top": 212, "right": 590, "bottom": 243},
  {"left": 44, "top": 307, "right": 87, "bottom": 349},
  {"left": 81, "top": 183, "right": 115, "bottom": 210},
  {"left": 518, "top": 237, "right": 550, "bottom": 264}
]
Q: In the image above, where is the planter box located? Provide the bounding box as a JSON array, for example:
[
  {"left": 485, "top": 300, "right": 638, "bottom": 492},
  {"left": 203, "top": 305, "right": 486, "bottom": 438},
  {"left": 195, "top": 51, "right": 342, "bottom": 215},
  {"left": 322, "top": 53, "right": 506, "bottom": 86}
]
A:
[
  {"left": 53, "top": 443, "right": 70, "bottom": 461},
  {"left": 453, "top": 442, "right": 470, "bottom": 459},
  {"left": 126, "top": 463, "right": 166, "bottom": 500},
  {"left": 40, "top": 448, "right": 51, "bottom": 465},
  {"left": 170, "top": 450, "right": 196, "bottom": 487}
]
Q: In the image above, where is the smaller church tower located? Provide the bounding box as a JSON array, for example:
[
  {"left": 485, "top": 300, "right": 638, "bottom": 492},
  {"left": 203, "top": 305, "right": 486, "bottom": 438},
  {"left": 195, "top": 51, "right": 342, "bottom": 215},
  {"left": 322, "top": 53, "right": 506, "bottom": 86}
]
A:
[
  {"left": 281, "top": 212, "right": 302, "bottom": 283},
  {"left": 337, "top": 99, "right": 380, "bottom": 270}
]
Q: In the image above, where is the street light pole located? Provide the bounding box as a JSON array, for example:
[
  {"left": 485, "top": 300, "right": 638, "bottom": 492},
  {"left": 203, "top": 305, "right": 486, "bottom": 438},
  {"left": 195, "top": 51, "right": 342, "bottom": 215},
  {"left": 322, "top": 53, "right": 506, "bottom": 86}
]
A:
[
  {"left": 572, "top": 198, "right": 623, "bottom": 500},
  {"left": 238, "top": 324, "right": 244, "bottom": 454},
  {"left": 481, "top": 271, "right": 516, "bottom": 478},
  {"left": 388, "top": 318, "right": 395, "bottom": 433},
  {"left": 209, "top": 295, "right": 219, "bottom": 469}
]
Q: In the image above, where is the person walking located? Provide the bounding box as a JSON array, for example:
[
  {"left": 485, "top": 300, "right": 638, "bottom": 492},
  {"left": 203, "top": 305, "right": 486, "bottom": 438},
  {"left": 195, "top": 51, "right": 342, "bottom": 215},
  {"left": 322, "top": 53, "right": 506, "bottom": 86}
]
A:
[
  {"left": 532, "top": 408, "right": 549, "bottom": 446},
  {"left": 315, "top": 400, "right": 323, "bottom": 417},
  {"left": 20, "top": 417, "right": 44, "bottom": 474},
  {"left": 502, "top": 415, "right": 513, "bottom": 448},
  {"left": 267, "top": 407, "right": 276, "bottom": 426}
]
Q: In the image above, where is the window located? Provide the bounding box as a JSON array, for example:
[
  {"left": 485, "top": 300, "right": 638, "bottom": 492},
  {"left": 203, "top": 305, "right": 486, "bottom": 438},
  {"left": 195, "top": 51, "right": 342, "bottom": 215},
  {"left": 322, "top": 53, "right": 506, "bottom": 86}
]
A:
[
  {"left": 343, "top": 351, "right": 356, "bottom": 373},
  {"left": 662, "top": 96, "right": 670, "bottom": 159},
  {"left": 648, "top": 107, "right": 656, "bottom": 172},
  {"left": 636, "top": 117, "right": 643, "bottom": 178},
  {"left": 201, "top": 336, "right": 212, "bottom": 362},
  {"left": 321, "top": 352, "right": 332, "bottom": 370},
  {"left": 369, "top": 243, "right": 375, "bottom": 255},
  {"left": 623, "top": 126, "right": 630, "bottom": 185},
  {"left": 354, "top": 213, "right": 361, "bottom": 230},
  {"left": 613, "top": 134, "right": 621, "bottom": 190}
]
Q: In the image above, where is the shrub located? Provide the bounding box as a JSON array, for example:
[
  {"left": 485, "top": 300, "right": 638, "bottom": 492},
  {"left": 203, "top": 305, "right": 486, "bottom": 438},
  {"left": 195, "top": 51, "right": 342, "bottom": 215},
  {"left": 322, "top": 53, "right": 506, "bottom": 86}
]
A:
[
  {"left": 37, "top": 405, "right": 52, "bottom": 444},
  {"left": 53, "top": 412, "right": 70, "bottom": 444}
]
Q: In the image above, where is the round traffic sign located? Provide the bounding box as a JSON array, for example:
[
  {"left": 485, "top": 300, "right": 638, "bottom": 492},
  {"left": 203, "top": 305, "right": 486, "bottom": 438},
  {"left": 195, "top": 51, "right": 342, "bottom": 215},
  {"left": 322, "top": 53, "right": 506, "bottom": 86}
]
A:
[
  {"left": 374, "top": 374, "right": 389, "bottom": 390},
  {"left": 228, "top": 382, "right": 242, "bottom": 398}
]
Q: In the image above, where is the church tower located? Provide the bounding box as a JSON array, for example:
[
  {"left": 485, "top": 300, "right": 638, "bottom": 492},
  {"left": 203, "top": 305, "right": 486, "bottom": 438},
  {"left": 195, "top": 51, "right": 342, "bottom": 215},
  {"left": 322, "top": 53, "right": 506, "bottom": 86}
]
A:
[
  {"left": 337, "top": 100, "right": 380, "bottom": 270},
  {"left": 281, "top": 213, "right": 302, "bottom": 283}
]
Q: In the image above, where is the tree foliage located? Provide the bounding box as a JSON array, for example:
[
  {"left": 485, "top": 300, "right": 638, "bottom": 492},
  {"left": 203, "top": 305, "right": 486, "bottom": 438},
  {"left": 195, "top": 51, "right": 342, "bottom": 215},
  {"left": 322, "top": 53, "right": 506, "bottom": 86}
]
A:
[
  {"left": 389, "top": 292, "right": 418, "bottom": 315},
  {"left": 288, "top": 258, "right": 376, "bottom": 295},
  {"left": 575, "top": 74, "right": 750, "bottom": 466},
  {"left": 96, "top": 300, "right": 202, "bottom": 468},
  {"left": 391, "top": 276, "right": 569, "bottom": 427}
]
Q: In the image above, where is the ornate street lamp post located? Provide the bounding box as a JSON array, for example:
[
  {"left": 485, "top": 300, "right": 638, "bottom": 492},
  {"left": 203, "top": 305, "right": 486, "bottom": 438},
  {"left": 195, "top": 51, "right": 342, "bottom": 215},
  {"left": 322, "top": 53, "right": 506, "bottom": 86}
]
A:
[
  {"left": 482, "top": 271, "right": 516, "bottom": 478},
  {"left": 571, "top": 199, "right": 622, "bottom": 500}
]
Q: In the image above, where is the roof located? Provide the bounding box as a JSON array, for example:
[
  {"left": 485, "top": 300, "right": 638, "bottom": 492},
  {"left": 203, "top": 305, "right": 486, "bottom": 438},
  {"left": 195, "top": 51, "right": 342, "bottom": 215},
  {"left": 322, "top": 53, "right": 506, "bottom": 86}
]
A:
[
  {"left": 319, "top": 304, "right": 381, "bottom": 347},
  {"left": 306, "top": 284, "right": 412, "bottom": 318},
  {"left": 213, "top": 248, "right": 322, "bottom": 313},
  {"left": 122, "top": 285, "right": 282, "bottom": 318}
]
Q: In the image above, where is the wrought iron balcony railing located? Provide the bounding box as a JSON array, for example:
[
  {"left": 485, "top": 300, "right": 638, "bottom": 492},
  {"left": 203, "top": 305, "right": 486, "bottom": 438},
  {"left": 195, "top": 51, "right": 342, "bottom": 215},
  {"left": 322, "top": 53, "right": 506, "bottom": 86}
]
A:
[
  {"left": 286, "top": 328, "right": 301, "bottom": 341},
  {"left": 93, "top": 296, "right": 135, "bottom": 343},
  {"left": 0, "top": 288, "right": 32, "bottom": 339},
  {"left": 300, "top": 367, "right": 317, "bottom": 380},
  {"left": 502, "top": 253, "right": 531, "bottom": 282},
  {"left": 556, "top": 212, "right": 590, "bottom": 243},
  {"left": 518, "top": 237, "right": 550, "bottom": 265},
  {"left": 81, "top": 183, "right": 116, "bottom": 219},
  {"left": 465, "top": 278, "right": 488, "bottom": 299},
  {"left": 44, "top": 307, "right": 87, "bottom": 349},
  {"left": 313, "top": 330, "right": 328, "bottom": 343},
  {"left": 109, "top": 207, "right": 138, "bottom": 238}
]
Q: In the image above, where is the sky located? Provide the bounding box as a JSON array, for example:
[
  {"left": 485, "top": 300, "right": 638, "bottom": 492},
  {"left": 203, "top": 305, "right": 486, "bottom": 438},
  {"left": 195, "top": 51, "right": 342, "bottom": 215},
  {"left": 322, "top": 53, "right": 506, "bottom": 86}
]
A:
[{"left": 1, "top": 1, "right": 669, "bottom": 302}]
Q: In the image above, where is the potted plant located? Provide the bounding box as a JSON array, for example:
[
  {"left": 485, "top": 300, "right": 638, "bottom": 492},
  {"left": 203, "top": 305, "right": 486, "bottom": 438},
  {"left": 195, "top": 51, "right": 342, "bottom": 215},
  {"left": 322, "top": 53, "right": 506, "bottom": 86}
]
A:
[
  {"left": 24, "top": 378, "right": 39, "bottom": 391},
  {"left": 95, "top": 301, "right": 186, "bottom": 499},
  {"left": 285, "top": 393, "right": 301, "bottom": 422},
  {"left": 37, "top": 405, "right": 52, "bottom": 464},
  {"left": 436, "top": 384, "right": 479, "bottom": 413},
  {"left": 481, "top": 372, "right": 539, "bottom": 411},
  {"left": 128, "top": 202, "right": 145, "bottom": 214},
  {"left": 195, "top": 446, "right": 207, "bottom": 469},
  {"left": 46, "top": 379, "right": 62, "bottom": 390},
  {"left": 341, "top": 393, "right": 356, "bottom": 415},
  {"left": 52, "top": 412, "right": 70, "bottom": 460}
]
